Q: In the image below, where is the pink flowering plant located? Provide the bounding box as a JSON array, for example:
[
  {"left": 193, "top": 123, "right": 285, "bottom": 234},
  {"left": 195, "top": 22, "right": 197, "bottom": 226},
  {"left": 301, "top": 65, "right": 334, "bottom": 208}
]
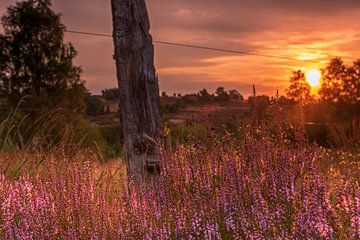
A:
[{"left": 0, "top": 125, "right": 359, "bottom": 239}]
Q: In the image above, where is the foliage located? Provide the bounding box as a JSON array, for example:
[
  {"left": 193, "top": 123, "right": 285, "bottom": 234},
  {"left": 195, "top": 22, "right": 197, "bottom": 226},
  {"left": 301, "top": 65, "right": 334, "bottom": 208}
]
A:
[
  {"left": 101, "top": 88, "right": 120, "bottom": 101},
  {"left": 198, "top": 88, "right": 213, "bottom": 103},
  {"left": 85, "top": 95, "right": 105, "bottom": 116},
  {"left": 98, "top": 125, "right": 123, "bottom": 158},
  {"left": 0, "top": 0, "right": 85, "bottom": 113},
  {"left": 319, "top": 57, "right": 360, "bottom": 109},
  {"left": 215, "top": 86, "right": 230, "bottom": 102},
  {"left": 319, "top": 58, "right": 347, "bottom": 103},
  {"left": 160, "top": 87, "right": 245, "bottom": 113},
  {"left": 0, "top": 125, "right": 359, "bottom": 239},
  {"left": 284, "top": 58, "right": 360, "bottom": 133},
  {"left": 286, "top": 70, "right": 312, "bottom": 102},
  {"left": 228, "top": 89, "right": 244, "bottom": 101},
  {"left": 0, "top": 103, "right": 122, "bottom": 159},
  {"left": 320, "top": 58, "right": 360, "bottom": 122},
  {"left": 346, "top": 60, "right": 360, "bottom": 104}
]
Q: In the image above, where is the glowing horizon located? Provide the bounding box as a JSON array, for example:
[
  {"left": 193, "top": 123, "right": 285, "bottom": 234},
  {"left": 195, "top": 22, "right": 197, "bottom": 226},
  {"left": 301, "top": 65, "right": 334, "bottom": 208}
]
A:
[{"left": 0, "top": 0, "right": 359, "bottom": 96}]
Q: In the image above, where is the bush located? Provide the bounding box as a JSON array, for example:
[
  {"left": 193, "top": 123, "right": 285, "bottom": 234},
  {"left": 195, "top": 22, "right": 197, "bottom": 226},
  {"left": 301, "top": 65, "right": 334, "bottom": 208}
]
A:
[
  {"left": 85, "top": 96, "right": 105, "bottom": 116},
  {"left": 0, "top": 104, "right": 119, "bottom": 159},
  {"left": 98, "top": 125, "right": 123, "bottom": 158}
]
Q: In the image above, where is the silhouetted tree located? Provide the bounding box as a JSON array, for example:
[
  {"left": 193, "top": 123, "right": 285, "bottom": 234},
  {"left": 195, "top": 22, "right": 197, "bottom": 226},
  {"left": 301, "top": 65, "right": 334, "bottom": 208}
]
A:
[
  {"left": 198, "top": 88, "right": 213, "bottom": 103},
  {"left": 286, "top": 70, "right": 312, "bottom": 102},
  {"left": 0, "top": 0, "right": 85, "bottom": 112},
  {"left": 102, "top": 88, "right": 120, "bottom": 100},
  {"left": 215, "top": 86, "right": 230, "bottom": 102},
  {"left": 228, "top": 89, "right": 244, "bottom": 101},
  {"left": 85, "top": 95, "right": 105, "bottom": 116},
  {"left": 344, "top": 59, "right": 360, "bottom": 104},
  {"left": 0, "top": 36, "right": 9, "bottom": 89},
  {"left": 319, "top": 58, "right": 347, "bottom": 103}
]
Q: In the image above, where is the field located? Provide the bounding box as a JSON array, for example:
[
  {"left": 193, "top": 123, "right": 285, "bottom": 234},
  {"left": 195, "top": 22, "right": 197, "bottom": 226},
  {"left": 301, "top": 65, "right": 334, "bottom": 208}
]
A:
[
  {"left": 1, "top": 0, "right": 360, "bottom": 239},
  {"left": 0, "top": 122, "right": 359, "bottom": 239}
]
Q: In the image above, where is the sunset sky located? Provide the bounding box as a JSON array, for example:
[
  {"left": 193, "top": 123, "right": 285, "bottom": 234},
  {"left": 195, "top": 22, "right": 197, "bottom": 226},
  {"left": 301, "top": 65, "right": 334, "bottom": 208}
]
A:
[{"left": 1, "top": 0, "right": 360, "bottom": 96}]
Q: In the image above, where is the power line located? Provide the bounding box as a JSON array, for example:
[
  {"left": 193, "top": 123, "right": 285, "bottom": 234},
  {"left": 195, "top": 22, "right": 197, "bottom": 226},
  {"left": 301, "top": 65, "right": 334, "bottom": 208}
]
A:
[
  {"left": 67, "top": 30, "right": 112, "bottom": 38},
  {"left": 65, "top": 30, "right": 319, "bottom": 63}
]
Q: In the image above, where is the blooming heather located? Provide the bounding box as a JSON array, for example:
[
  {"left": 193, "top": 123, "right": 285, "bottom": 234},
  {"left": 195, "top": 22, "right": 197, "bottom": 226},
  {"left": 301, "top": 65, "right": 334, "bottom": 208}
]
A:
[{"left": 0, "top": 126, "right": 359, "bottom": 239}]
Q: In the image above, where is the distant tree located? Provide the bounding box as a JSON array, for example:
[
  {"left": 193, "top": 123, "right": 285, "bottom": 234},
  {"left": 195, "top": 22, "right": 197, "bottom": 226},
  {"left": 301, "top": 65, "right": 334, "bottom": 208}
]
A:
[
  {"left": 228, "top": 89, "right": 244, "bottom": 101},
  {"left": 198, "top": 88, "right": 213, "bottom": 103},
  {"left": 85, "top": 95, "right": 105, "bottom": 116},
  {"left": 101, "top": 88, "right": 120, "bottom": 101},
  {"left": 161, "top": 91, "right": 167, "bottom": 97},
  {"left": 307, "top": 58, "right": 360, "bottom": 124},
  {"left": 344, "top": 59, "right": 360, "bottom": 104},
  {"left": 215, "top": 86, "right": 230, "bottom": 102},
  {"left": 0, "top": 0, "right": 85, "bottom": 112},
  {"left": 286, "top": 70, "right": 312, "bottom": 102},
  {"left": 319, "top": 58, "right": 347, "bottom": 102}
]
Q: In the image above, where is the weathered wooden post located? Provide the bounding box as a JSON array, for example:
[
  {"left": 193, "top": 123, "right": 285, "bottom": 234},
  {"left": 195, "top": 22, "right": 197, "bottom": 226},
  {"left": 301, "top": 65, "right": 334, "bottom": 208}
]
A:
[{"left": 111, "top": 0, "right": 162, "bottom": 181}]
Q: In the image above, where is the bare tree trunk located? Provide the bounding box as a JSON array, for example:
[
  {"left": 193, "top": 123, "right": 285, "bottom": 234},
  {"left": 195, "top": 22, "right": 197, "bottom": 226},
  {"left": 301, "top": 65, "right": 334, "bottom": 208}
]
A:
[{"left": 111, "top": 0, "right": 162, "bottom": 182}]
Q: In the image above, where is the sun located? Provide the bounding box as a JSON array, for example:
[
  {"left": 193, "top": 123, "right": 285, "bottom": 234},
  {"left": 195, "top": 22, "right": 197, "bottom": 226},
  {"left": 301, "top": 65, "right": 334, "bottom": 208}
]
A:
[{"left": 306, "top": 69, "right": 322, "bottom": 88}]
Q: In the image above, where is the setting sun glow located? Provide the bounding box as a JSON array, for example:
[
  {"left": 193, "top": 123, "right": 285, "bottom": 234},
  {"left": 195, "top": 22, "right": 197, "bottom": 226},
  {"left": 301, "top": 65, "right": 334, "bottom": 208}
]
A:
[{"left": 306, "top": 69, "right": 322, "bottom": 88}]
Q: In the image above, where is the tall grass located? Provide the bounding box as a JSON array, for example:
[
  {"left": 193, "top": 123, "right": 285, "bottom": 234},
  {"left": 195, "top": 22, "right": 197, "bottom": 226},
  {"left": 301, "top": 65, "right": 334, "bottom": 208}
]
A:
[
  {"left": 0, "top": 101, "right": 120, "bottom": 160},
  {"left": 0, "top": 123, "right": 359, "bottom": 239}
]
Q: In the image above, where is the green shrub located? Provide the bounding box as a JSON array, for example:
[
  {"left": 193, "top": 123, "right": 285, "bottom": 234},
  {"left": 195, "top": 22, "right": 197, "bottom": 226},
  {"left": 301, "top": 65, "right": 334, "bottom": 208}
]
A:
[{"left": 98, "top": 125, "right": 123, "bottom": 158}]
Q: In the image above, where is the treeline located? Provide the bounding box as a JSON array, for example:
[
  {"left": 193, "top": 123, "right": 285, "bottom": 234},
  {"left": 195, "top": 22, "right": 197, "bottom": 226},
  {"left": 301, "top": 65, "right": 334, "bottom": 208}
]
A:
[
  {"left": 94, "top": 87, "right": 247, "bottom": 115},
  {"left": 160, "top": 87, "right": 245, "bottom": 113},
  {"left": 286, "top": 58, "right": 360, "bottom": 124}
]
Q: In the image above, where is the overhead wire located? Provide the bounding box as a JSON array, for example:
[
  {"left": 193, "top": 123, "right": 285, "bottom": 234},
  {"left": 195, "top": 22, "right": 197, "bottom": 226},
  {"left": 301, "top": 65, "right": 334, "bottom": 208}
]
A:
[{"left": 65, "top": 30, "right": 320, "bottom": 63}]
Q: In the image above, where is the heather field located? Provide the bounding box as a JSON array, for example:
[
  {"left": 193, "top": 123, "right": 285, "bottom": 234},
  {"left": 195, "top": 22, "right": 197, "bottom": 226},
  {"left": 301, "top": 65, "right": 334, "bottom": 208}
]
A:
[
  {"left": 1, "top": 0, "right": 360, "bottom": 239},
  {"left": 0, "top": 125, "right": 359, "bottom": 239}
]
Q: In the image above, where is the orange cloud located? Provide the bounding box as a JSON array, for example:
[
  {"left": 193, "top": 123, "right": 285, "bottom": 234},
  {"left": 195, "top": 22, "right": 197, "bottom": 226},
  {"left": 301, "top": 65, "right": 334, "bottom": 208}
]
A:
[{"left": 1, "top": 0, "right": 359, "bottom": 96}]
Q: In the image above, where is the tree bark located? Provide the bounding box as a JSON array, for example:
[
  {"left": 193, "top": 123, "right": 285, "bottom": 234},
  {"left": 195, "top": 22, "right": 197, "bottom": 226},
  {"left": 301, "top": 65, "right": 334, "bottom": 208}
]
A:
[{"left": 111, "top": 0, "right": 162, "bottom": 181}]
